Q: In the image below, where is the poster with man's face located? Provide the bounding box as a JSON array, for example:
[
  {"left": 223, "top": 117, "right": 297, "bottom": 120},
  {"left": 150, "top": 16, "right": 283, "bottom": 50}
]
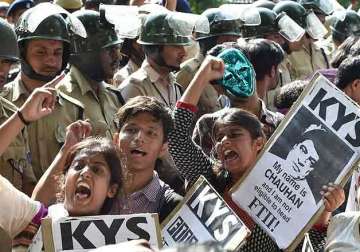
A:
[
  {"left": 231, "top": 74, "right": 360, "bottom": 250},
  {"left": 269, "top": 106, "right": 354, "bottom": 204}
]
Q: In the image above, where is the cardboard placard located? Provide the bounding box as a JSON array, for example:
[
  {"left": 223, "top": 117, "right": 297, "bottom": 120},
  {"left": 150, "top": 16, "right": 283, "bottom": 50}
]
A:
[
  {"left": 161, "top": 176, "right": 250, "bottom": 251},
  {"left": 42, "top": 213, "right": 161, "bottom": 252},
  {"left": 231, "top": 73, "right": 360, "bottom": 250}
]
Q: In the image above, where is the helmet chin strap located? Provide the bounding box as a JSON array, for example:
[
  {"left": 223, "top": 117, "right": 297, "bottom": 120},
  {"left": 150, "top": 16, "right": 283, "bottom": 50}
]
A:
[
  {"left": 153, "top": 52, "right": 180, "bottom": 72},
  {"left": 21, "top": 60, "right": 60, "bottom": 83}
]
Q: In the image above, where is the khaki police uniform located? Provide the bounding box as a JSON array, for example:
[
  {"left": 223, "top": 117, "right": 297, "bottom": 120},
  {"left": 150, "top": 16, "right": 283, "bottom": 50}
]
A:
[
  {"left": 287, "top": 41, "right": 330, "bottom": 81},
  {"left": 113, "top": 59, "right": 140, "bottom": 87},
  {"left": 176, "top": 54, "right": 221, "bottom": 115},
  {"left": 57, "top": 65, "right": 123, "bottom": 138},
  {"left": 1, "top": 76, "right": 84, "bottom": 180},
  {"left": 120, "top": 59, "right": 182, "bottom": 109},
  {"left": 0, "top": 96, "right": 35, "bottom": 193}
]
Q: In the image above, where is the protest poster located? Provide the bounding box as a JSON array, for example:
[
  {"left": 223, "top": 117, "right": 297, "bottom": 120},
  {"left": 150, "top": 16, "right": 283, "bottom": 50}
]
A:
[
  {"left": 42, "top": 213, "right": 161, "bottom": 252},
  {"left": 161, "top": 176, "right": 250, "bottom": 251},
  {"left": 231, "top": 73, "right": 360, "bottom": 250}
]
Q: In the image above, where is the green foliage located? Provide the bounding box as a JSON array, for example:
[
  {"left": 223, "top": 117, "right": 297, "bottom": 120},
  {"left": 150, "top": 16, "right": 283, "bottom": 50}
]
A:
[{"left": 189, "top": 0, "right": 226, "bottom": 14}]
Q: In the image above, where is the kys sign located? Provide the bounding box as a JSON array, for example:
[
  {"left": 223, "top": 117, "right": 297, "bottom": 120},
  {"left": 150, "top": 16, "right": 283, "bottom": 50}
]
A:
[{"left": 42, "top": 213, "right": 161, "bottom": 252}]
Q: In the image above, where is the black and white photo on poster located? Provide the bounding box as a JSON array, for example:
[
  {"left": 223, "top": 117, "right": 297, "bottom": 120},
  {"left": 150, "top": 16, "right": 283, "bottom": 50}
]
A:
[
  {"left": 269, "top": 106, "right": 354, "bottom": 205},
  {"left": 230, "top": 74, "right": 360, "bottom": 250},
  {"left": 161, "top": 176, "right": 249, "bottom": 251},
  {"left": 43, "top": 214, "right": 161, "bottom": 252}
]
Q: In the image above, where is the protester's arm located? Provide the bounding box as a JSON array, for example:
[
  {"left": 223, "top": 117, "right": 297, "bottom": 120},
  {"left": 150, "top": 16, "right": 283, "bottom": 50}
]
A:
[
  {"left": 31, "top": 120, "right": 92, "bottom": 205},
  {"left": 169, "top": 57, "right": 224, "bottom": 185},
  {"left": 179, "top": 56, "right": 224, "bottom": 106},
  {"left": 298, "top": 183, "right": 346, "bottom": 252},
  {"left": 164, "top": 0, "right": 177, "bottom": 11},
  {"left": 0, "top": 74, "right": 64, "bottom": 156},
  {"left": 0, "top": 175, "right": 41, "bottom": 239}
]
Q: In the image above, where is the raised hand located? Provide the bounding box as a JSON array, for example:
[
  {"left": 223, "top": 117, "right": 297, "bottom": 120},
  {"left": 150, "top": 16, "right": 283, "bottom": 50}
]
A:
[
  {"left": 18, "top": 73, "right": 65, "bottom": 123},
  {"left": 63, "top": 120, "right": 92, "bottom": 149},
  {"left": 321, "top": 183, "right": 345, "bottom": 212},
  {"left": 197, "top": 56, "right": 225, "bottom": 84}
]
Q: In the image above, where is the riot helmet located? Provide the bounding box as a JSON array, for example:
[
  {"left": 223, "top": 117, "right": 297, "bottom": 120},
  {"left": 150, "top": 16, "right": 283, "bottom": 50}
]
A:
[
  {"left": 242, "top": 7, "right": 305, "bottom": 43},
  {"left": 299, "top": 0, "right": 334, "bottom": 16},
  {"left": 0, "top": 18, "right": 19, "bottom": 62},
  {"left": 242, "top": 7, "right": 279, "bottom": 38},
  {"left": 70, "top": 10, "right": 123, "bottom": 82},
  {"left": 138, "top": 12, "right": 192, "bottom": 45},
  {"left": 15, "top": 3, "right": 80, "bottom": 82},
  {"left": 273, "top": 1, "right": 327, "bottom": 39},
  {"left": 194, "top": 8, "right": 242, "bottom": 41},
  {"left": 137, "top": 11, "right": 208, "bottom": 71},
  {"left": 330, "top": 10, "right": 360, "bottom": 45}
]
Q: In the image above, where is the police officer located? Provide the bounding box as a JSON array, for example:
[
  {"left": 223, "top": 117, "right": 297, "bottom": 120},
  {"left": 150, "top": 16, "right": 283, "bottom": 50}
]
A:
[
  {"left": 329, "top": 10, "right": 360, "bottom": 48},
  {"left": 1, "top": 3, "right": 85, "bottom": 180},
  {"left": 6, "top": 0, "right": 33, "bottom": 25},
  {"left": 0, "top": 18, "right": 18, "bottom": 88},
  {"left": 176, "top": 8, "right": 242, "bottom": 115},
  {"left": 0, "top": 1, "right": 9, "bottom": 19},
  {"left": 120, "top": 11, "right": 190, "bottom": 108},
  {"left": 299, "top": 0, "right": 334, "bottom": 24},
  {"left": 242, "top": 6, "right": 304, "bottom": 110},
  {"left": 274, "top": 1, "right": 330, "bottom": 81},
  {"left": 56, "top": 10, "right": 124, "bottom": 138},
  {"left": 0, "top": 18, "right": 36, "bottom": 196}
]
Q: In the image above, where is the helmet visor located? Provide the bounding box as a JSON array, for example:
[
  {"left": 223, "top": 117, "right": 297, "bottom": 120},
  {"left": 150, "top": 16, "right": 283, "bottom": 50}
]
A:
[
  {"left": 318, "top": 0, "right": 334, "bottom": 15},
  {"left": 306, "top": 11, "right": 327, "bottom": 39},
  {"left": 101, "top": 4, "right": 141, "bottom": 39},
  {"left": 26, "top": 3, "right": 86, "bottom": 38},
  {"left": 220, "top": 4, "right": 261, "bottom": 26},
  {"left": 166, "top": 12, "right": 210, "bottom": 36},
  {"left": 278, "top": 14, "right": 305, "bottom": 42}
]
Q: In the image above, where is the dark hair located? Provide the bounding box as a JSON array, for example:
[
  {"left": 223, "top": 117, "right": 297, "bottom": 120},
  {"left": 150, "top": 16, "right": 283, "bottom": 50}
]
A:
[
  {"left": 115, "top": 96, "right": 173, "bottom": 142},
  {"left": 335, "top": 55, "right": 360, "bottom": 90},
  {"left": 142, "top": 44, "right": 163, "bottom": 58},
  {"left": 212, "top": 108, "right": 265, "bottom": 141},
  {"left": 199, "top": 36, "right": 218, "bottom": 56},
  {"left": 207, "top": 41, "right": 246, "bottom": 58},
  {"left": 350, "top": 37, "right": 360, "bottom": 57},
  {"left": 244, "top": 39, "right": 284, "bottom": 81},
  {"left": 63, "top": 137, "right": 123, "bottom": 214},
  {"left": 274, "top": 80, "right": 307, "bottom": 110},
  {"left": 331, "top": 35, "right": 360, "bottom": 68}
]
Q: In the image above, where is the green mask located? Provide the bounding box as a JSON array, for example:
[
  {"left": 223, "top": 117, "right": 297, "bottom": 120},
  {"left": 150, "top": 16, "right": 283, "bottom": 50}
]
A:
[{"left": 216, "top": 48, "right": 256, "bottom": 98}]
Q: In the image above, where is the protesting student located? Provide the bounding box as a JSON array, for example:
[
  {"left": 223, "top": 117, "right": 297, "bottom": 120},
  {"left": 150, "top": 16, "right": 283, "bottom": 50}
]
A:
[
  {"left": 168, "top": 50, "right": 345, "bottom": 251},
  {"left": 6, "top": 121, "right": 123, "bottom": 251},
  {"left": 111, "top": 96, "right": 183, "bottom": 221}
]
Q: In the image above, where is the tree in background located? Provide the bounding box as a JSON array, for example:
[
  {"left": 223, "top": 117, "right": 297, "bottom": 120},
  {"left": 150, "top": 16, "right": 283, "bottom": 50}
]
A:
[{"left": 189, "top": 0, "right": 226, "bottom": 13}]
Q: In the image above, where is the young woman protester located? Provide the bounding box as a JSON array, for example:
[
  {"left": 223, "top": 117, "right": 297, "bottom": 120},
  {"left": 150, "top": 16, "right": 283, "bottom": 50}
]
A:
[
  {"left": 168, "top": 47, "right": 345, "bottom": 251},
  {"left": 0, "top": 121, "right": 151, "bottom": 252}
]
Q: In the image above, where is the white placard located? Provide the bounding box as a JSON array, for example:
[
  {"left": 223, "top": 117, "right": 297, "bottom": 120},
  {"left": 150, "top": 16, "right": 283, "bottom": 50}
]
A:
[{"left": 231, "top": 74, "right": 360, "bottom": 250}]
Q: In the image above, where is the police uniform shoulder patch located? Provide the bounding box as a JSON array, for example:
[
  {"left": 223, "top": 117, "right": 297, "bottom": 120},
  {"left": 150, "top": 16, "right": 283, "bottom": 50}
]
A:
[
  {"left": 58, "top": 91, "right": 84, "bottom": 109},
  {"left": 105, "top": 84, "right": 125, "bottom": 105}
]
